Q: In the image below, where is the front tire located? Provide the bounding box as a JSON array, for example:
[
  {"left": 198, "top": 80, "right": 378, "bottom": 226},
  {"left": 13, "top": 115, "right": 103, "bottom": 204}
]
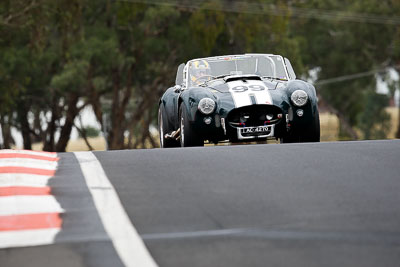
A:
[
  {"left": 281, "top": 108, "right": 320, "bottom": 143},
  {"left": 303, "top": 108, "right": 320, "bottom": 142},
  {"left": 158, "top": 105, "right": 179, "bottom": 148},
  {"left": 179, "top": 105, "right": 203, "bottom": 147}
]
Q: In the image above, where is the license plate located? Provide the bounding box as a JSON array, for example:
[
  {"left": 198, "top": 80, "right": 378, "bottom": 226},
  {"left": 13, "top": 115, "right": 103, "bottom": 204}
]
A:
[{"left": 240, "top": 126, "right": 270, "bottom": 135}]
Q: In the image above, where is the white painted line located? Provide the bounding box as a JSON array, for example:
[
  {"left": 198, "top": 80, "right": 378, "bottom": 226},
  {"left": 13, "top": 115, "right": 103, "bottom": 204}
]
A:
[
  {"left": 0, "top": 228, "right": 60, "bottom": 249},
  {"left": 74, "top": 151, "right": 158, "bottom": 267},
  {"left": 0, "top": 158, "right": 58, "bottom": 170},
  {"left": 0, "top": 173, "right": 52, "bottom": 187},
  {"left": 0, "top": 149, "right": 58, "bottom": 157},
  {"left": 0, "top": 195, "right": 64, "bottom": 215}
]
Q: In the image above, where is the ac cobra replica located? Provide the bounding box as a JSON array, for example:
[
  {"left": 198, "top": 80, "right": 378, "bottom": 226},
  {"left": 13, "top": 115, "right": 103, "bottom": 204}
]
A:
[{"left": 158, "top": 54, "right": 320, "bottom": 147}]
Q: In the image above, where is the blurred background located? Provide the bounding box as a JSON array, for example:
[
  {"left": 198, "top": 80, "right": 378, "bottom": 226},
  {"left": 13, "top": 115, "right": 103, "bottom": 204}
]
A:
[{"left": 0, "top": 0, "right": 399, "bottom": 151}]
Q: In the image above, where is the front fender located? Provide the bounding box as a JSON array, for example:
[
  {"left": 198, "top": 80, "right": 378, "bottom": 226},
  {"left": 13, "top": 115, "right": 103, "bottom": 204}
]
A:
[
  {"left": 286, "top": 80, "right": 318, "bottom": 114},
  {"left": 283, "top": 80, "right": 319, "bottom": 137},
  {"left": 179, "top": 87, "right": 218, "bottom": 122},
  {"left": 160, "top": 87, "right": 179, "bottom": 128}
]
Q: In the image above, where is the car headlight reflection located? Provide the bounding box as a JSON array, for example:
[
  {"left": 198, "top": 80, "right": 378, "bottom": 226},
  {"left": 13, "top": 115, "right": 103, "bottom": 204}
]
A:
[
  {"left": 290, "top": 90, "right": 308, "bottom": 107},
  {"left": 198, "top": 98, "right": 216, "bottom": 114}
]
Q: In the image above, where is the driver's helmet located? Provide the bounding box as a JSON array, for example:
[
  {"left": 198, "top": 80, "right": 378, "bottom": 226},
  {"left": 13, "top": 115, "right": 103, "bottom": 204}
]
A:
[{"left": 190, "top": 59, "right": 211, "bottom": 85}]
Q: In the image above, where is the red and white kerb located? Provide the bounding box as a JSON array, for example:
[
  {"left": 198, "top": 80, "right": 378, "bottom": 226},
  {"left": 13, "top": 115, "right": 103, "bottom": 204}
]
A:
[{"left": 0, "top": 150, "right": 62, "bottom": 248}]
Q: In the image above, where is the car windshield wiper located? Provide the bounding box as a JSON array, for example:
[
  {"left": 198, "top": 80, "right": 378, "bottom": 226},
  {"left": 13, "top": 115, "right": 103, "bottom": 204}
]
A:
[{"left": 263, "top": 76, "right": 288, "bottom": 81}]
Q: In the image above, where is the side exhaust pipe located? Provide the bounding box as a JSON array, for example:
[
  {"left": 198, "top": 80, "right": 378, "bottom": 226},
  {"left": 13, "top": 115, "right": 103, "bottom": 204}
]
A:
[{"left": 165, "top": 128, "right": 181, "bottom": 140}]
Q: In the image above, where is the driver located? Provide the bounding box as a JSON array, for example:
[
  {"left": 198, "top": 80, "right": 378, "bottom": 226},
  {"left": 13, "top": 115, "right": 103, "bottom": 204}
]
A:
[{"left": 190, "top": 59, "right": 212, "bottom": 86}]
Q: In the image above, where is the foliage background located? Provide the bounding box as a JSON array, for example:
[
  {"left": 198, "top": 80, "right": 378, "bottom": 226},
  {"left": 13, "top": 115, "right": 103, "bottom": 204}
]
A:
[{"left": 1, "top": 0, "right": 399, "bottom": 150}]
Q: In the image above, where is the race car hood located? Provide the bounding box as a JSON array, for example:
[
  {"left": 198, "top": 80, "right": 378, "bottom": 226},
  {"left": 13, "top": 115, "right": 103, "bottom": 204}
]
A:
[
  {"left": 206, "top": 75, "right": 283, "bottom": 93},
  {"left": 203, "top": 75, "right": 288, "bottom": 108}
]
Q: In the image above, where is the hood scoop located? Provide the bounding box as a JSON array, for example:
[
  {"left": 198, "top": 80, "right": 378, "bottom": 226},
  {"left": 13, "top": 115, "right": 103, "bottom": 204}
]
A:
[{"left": 224, "top": 74, "right": 262, "bottom": 83}]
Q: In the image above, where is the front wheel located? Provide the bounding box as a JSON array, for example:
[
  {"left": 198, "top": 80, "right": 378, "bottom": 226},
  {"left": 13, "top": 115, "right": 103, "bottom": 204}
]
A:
[
  {"left": 179, "top": 105, "right": 203, "bottom": 147},
  {"left": 158, "top": 105, "right": 179, "bottom": 148},
  {"left": 303, "top": 108, "right": 320, "bottom": 142},
  {"left": 281, "top": 109, "right": 320, "bottom": 143}
]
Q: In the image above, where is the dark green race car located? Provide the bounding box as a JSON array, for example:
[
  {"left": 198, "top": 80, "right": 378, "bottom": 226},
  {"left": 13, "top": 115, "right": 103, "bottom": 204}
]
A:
[{"left": 158, "top": 54, "right": 320, "bottom": 147}]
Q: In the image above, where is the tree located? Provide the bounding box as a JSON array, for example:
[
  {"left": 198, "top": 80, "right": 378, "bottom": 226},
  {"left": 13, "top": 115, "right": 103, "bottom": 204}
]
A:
[
  {"left": 1, "top": 0, "right": 399, "bottom": 150},
  {"left": 293, "top": 0, "right": 399, "bottom": 139}
]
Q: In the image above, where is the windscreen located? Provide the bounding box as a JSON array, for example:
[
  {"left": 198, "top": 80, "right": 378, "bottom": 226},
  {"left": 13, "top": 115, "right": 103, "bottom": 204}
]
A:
[{"left": 187, "top": 55, "right": 288, "bottom": 86}]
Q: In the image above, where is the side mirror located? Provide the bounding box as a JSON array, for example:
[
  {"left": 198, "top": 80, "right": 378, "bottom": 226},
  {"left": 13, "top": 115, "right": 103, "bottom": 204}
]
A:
[{"left": 174, "top": 85, "right": 182, "bottom": 93}]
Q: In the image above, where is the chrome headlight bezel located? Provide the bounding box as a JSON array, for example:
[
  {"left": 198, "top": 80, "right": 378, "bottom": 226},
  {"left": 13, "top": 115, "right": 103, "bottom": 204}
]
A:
[
  {"left": 198, "top": 97, "right": 216, "bottom": 114},
  {"left": 290, "top": 90, "right": 308, "bottom": 107}
]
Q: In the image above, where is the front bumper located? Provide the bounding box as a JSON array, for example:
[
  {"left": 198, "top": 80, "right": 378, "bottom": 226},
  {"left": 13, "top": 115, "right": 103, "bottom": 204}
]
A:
[{"left": 191, "top": 104, "right": 286, "bottom": 142}]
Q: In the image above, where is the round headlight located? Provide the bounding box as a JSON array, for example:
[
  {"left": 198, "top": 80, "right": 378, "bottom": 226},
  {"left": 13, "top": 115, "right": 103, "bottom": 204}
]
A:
[
  {"left": 291, "top": 90, "right": 308, "bottom": 107},
  {"left": 198, "top": 98, "right": 216, "bottom": 114}
]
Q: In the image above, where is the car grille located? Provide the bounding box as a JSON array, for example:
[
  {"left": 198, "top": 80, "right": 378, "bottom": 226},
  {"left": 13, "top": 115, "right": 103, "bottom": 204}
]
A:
[{"left": 227, "top": 105, "right": 283, "bottom": 128}]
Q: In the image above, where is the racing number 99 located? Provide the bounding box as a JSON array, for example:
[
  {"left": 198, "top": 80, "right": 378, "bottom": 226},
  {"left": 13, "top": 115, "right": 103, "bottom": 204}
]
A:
[{"left": 232, "top": 85, "right": 265, "bottom": 92}]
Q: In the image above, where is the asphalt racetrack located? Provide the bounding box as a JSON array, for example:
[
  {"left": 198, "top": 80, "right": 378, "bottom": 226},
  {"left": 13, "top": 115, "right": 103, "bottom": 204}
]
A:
[{"left": 2, "top": 140, "right": 400, "bottom": 267}]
